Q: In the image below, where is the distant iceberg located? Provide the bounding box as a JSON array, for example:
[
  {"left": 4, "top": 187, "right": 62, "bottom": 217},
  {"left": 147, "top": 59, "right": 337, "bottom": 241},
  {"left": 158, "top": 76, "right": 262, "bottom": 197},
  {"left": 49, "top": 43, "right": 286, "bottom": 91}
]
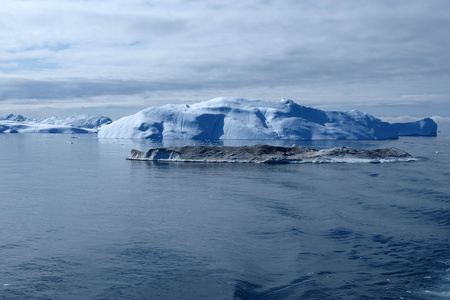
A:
[
  {"left": 0, "top": 113, "right": 28, "bottom": 122},
  {"left": 98, "top": 97, "right": 398, "bottom": 140},
  {"left": 391, "top": 118, "right": 437, "bottom": 136},
  {"left": 127, "top": 144, "right": 415, "bottom": 164},
  {"left": 0, "top": 114, "right": 112, "bottom": 134},
  {"left": 39, "top": 115, "right": 112, "bottom": 129}
]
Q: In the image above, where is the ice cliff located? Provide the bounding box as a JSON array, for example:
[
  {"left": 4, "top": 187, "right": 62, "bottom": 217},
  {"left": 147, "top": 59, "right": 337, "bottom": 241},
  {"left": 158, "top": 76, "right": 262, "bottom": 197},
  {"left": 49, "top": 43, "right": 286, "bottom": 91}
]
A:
[
  {"left": 98, "top": 98, "right": 398, "bottom": 140},
  {"left": 127, "top": 144, "right": 414, "bottom": 163},
  {"left": 0, "top": 114, "right": 112, "bottom": 134},
  {"left": 391, "top": 118, "right": 437, "bottom": 136}
]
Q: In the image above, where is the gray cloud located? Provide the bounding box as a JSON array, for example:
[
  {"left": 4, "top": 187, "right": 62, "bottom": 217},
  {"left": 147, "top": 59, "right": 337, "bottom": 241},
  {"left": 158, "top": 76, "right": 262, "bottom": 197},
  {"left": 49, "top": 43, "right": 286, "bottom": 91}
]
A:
[
  {"left": 1, "top": 0, "right": 449, "bottom": 117},
  {"left": 0, "top": 78, "right": 207, "bottom": 100}
]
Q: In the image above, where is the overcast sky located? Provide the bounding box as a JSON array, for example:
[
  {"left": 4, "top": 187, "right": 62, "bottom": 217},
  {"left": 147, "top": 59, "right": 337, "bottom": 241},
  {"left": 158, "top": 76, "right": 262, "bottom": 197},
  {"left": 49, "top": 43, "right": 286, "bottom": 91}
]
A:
[{"left": 1, "top": 0, "right": 449, "bottom": 119}]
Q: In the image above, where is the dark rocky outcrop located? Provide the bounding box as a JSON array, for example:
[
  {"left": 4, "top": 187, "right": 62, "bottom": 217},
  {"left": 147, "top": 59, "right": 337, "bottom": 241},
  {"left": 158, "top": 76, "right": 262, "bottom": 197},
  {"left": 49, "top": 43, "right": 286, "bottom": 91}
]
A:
[{"left": 127, "top": 144, "right": 414, "bottom": 163}]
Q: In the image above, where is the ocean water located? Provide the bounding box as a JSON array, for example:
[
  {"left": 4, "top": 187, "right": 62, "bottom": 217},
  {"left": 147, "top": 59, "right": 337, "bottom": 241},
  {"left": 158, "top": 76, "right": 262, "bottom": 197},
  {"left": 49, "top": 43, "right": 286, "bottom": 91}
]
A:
[{"left": 0, "top": 126, "right": 449, "bottom": 300}]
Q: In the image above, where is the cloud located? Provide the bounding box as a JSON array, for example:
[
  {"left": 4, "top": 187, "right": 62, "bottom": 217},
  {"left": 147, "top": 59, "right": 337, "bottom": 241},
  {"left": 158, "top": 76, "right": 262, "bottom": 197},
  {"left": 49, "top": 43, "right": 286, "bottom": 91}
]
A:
[
  {"left": 430, "top": 116, "right": 450, "bottom": 123},
  {"left": 380, "top": 116, "right": 425, "bottom": 123},
  {"left": 1, "top": 0, "right": 450, "bottom": 117},
  {"left": 0, "top": 78, "right": 201, "bottom": 100}
]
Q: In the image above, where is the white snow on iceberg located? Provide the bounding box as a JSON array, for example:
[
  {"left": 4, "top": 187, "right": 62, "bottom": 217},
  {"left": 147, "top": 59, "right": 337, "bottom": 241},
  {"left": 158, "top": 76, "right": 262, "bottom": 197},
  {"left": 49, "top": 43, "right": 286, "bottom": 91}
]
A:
[
  {"left": 0, "top": 114, "right": 112, "bottom": 134},
  {"left": 98, "top": 97, "right": 398, "bottom": 140}
]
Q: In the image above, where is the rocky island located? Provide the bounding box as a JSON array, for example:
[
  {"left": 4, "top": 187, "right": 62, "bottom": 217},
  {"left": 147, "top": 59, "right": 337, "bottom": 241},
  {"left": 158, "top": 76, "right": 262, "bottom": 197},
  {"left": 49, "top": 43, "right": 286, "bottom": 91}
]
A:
[{"left": 127, "top": 144, "right": 414, "bottom": 164}]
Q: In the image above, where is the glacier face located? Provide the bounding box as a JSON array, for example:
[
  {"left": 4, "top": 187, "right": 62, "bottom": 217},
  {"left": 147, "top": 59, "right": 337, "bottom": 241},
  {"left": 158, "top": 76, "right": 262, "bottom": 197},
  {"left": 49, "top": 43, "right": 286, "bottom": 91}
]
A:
[
  {"left": 391, "top": 118, "right": 438, "bottom": 136},
  {"left": 0, "top": 114, "right": 112, "bottom": 134},
  {"left": 98, "top": 97, "right": 398, "bottom": 140}
]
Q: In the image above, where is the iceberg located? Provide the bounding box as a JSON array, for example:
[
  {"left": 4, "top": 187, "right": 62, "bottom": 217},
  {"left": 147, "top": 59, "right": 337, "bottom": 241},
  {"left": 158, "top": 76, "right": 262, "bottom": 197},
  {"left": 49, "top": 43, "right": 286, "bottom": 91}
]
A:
[
  {"left": 98, "top": 97, "right": 398, "bottom": 140},
  {"left": 0, "top": 113, "right": 28, "bottom": 122},
  {"left": 0, "top": 114, "right": 112, "bottom": 134},
  {"left": 39, "top": 115, "right": 112, "bottom": 129},
  {"left": 391, "top": 118, "right": 437, "bottom": 136},
  {"left": 127, "top": 144, "right": 414, "bottom": 164}
]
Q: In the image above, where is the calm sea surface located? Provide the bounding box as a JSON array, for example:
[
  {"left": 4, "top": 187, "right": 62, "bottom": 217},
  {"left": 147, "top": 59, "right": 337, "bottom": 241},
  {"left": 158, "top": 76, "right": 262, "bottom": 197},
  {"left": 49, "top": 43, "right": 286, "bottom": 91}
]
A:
[{"left": 1, "top": 125, "right": 449, "bottom": 299}]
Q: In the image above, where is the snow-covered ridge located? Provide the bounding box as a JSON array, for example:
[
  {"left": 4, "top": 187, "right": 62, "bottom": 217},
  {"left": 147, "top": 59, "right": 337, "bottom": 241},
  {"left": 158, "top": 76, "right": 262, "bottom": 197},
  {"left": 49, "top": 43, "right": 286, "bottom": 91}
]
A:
[
  {"left": 98, "top": 97, "right": 399, "bottom": 140},
  {"left": 0, "top": 114, "right": 112, "bottom": 134},
  {"left": 127, "top": 144, "right": 415, "bottom": 163},
  {"left": 0, "top": 114, "right": 28, "bottom": 122}
]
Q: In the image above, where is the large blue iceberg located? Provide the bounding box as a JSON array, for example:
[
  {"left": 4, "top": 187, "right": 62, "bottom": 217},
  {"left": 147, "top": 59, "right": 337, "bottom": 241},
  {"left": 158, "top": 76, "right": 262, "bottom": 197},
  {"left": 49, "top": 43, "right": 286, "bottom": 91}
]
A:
[{"left": 98, "top": 98, "right": 400, "bottom": 140}]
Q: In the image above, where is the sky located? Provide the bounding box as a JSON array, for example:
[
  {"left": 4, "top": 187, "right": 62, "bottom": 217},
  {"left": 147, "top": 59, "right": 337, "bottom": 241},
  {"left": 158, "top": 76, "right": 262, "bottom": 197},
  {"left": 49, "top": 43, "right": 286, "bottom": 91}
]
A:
[{"left": 1, "top": 0, "right": 450, "bottom": 120}]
